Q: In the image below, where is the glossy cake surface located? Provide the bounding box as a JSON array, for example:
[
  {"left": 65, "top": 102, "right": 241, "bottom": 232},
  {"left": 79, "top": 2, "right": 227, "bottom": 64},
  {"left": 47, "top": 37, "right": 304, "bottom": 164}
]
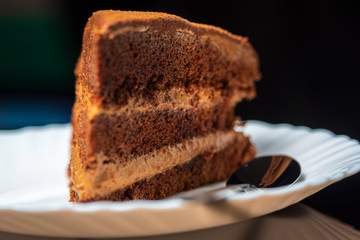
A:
[{"left": 69, "top": 10, "right": 260, "bottom": 202}]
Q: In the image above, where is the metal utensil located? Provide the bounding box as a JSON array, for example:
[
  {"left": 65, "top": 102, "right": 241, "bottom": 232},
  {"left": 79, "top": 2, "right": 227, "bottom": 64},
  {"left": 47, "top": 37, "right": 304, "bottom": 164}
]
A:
[
  {"left": 181, "top": 155, "right": 301, "bottom": 202},
  {"left": 227, "top": 155, "right": 301, "bottom": 188}
]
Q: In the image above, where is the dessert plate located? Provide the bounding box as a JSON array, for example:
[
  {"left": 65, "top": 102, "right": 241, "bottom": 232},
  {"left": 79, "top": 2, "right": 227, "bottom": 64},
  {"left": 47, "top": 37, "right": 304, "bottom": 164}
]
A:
[{"left": 0, "top": 121, "right": 359, "bottom": 238}]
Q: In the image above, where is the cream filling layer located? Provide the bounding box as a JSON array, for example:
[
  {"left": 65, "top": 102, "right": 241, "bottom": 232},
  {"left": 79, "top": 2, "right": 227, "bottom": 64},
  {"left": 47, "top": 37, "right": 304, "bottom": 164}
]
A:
[
  {"left": 73, "top": 130, "right": 241, "bottom": 199},
  {"left": 86, "top": 86, "right": 247, "bottom": 119}
]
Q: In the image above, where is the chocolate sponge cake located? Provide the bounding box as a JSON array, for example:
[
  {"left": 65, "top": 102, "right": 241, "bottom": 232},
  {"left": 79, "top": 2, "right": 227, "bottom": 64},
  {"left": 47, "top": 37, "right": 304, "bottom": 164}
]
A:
[{"left": 69, "top": 10, "right": 260, "bottom": 202}]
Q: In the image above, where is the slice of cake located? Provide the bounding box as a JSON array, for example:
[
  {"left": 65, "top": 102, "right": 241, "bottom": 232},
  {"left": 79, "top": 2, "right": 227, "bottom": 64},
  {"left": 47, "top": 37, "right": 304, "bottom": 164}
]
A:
[{"left": 69, "top": 10, "right": 260, "bottom": 202}]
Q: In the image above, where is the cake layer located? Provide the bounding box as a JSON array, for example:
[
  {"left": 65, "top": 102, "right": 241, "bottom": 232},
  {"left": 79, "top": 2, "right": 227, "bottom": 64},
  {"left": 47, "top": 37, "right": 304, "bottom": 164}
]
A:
[
  {"left": 76, "top": 10, "right": 260, "bottom": 108},
  {"left": 88, "top": 104, "right": 236, "bottom": 163},
  {"left": 70, "top": 131, "right": 255, "bottom": 202}
]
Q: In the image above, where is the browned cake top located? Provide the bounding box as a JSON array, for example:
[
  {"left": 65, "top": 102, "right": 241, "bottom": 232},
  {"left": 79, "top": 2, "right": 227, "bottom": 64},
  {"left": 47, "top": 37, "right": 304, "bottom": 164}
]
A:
[{"left": 90, "top": 10, "right": 248, "bottom": 44}]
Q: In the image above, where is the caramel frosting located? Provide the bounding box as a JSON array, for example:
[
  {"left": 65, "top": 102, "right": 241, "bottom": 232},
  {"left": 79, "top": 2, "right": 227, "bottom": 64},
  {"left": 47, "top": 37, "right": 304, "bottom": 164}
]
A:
[
  {"left": 91, "top": 10, "right": 249, "bottom": 45},
  {"left": 81, "top": 84, "right": 250, "bottom": 119}
]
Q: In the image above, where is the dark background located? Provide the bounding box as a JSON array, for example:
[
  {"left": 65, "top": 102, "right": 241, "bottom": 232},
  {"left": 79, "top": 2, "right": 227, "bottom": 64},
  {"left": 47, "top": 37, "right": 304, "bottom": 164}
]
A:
[{"left": 1, "top": 0, "right": 359, "bottom": 230}]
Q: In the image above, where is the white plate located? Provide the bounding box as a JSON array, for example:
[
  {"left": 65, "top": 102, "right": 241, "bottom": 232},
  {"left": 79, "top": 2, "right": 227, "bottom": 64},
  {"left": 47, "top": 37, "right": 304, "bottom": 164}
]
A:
[{"left": 0, "top": 120, "right": 359, "bottom": 238}]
